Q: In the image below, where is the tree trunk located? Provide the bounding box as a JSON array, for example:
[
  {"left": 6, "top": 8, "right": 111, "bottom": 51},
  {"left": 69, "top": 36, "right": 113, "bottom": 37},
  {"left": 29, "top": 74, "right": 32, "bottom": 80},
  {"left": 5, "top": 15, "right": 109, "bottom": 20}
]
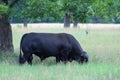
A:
[
  {"left": 73, "top": 19, "right": 79, "bottom": 27},
  {"left": 23, "top": 18, "right": 28, "bottom": 28},
  {"left": 64, "top": 13, "right": 70, "bottom": 28},
  {"left": 0, "top": 14, "right": 14, "bottom": 53}
]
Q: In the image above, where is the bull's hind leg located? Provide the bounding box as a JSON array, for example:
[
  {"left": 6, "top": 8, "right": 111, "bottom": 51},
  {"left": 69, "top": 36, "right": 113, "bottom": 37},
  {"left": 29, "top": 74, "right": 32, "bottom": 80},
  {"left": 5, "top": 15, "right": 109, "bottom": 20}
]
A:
[
  {"left": 27, "top": 56, "right": 33, "bottom": 65},
  {"left": 24, "top": 53, "right": 33, "bottom": 65},
  {"left": 27, "top": 55, "right": 33, "bottom": 65}
]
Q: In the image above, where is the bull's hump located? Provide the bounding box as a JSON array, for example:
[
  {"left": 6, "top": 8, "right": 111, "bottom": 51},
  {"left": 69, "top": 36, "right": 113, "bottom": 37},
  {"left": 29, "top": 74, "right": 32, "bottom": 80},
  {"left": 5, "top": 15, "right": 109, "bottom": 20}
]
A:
[{"left": 26, "top": 32, "right": 69, "bottom": 35}]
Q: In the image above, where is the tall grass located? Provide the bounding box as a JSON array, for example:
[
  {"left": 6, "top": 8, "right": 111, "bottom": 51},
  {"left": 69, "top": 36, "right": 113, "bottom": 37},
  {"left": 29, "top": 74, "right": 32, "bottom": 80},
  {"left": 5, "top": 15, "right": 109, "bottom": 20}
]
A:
[{"left": 0, "top": 28, "right": 120, "bottom": 80}]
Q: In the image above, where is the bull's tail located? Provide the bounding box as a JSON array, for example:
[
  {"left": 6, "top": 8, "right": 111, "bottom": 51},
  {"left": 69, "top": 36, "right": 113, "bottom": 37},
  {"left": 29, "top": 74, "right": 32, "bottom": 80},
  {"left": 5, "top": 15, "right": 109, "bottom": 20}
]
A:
[
  {"left": 19, "top": 48, "right": 26, "bottom": 64},
  {"left": 19, "top": 35, "right": 26, "bottom": 64}
]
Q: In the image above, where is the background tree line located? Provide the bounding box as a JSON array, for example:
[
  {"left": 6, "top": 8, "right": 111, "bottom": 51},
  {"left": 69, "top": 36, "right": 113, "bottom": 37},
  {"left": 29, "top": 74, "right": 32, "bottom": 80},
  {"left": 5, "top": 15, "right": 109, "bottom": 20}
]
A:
[{"left": 10, "top": 0, "right": 120, "bottom": 27}]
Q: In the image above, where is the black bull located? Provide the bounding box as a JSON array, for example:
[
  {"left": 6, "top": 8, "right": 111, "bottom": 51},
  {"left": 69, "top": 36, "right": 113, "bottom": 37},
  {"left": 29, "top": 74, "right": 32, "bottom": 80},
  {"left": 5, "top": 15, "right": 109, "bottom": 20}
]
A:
[{"left": 19, "top": 33, "right": 88, "bottom": 65}]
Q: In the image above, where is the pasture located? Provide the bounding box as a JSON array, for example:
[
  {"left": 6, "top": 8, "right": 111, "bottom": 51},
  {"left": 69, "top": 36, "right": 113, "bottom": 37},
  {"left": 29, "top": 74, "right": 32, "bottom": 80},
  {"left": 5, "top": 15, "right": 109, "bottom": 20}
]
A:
[{"left": 0, "top": 27, "right": 120, "bottom": 80}]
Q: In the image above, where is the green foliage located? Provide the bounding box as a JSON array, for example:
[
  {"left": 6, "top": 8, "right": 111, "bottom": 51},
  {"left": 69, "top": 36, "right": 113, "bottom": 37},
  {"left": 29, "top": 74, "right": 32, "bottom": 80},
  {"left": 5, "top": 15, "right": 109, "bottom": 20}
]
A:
[
  {"left": 18, "top": 0, "right": 62, "bottom": 22},
  {"left": 24, "top": 0, "right": 47, "bottom": 19},
  {"left": 88, "top": 0, "right": 120, "bottom": 23},
  {"left": 0, "top": 4, "right": 9, "bottom": 15},
  {"left": 10, "top": 0, "right": 120, "bottom": 23}
]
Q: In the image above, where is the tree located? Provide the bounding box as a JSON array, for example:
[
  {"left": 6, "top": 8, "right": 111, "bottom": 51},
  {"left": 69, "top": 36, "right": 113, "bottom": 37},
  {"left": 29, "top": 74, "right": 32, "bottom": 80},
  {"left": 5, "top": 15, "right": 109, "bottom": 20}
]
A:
[
  {"left": 59, "top": 0, "right": 93, "bottom": 27},
  {"left": 11, "top": 0, "right": 93, "bottom": 27},
  {"left": 9, "top": 0, "right": 120, "bottom": 29},
  {"left": 88, "top": 0, "right": 120, "bottom": 23},
  {"left": 19, "top": 0, "right": 61, "bottom": 23},
  {"left": 12, "top": 0, "right": 72, "bottom": 27},
  {"left": 10, "top": 0, "right": 28, "bottom": 27},
  {"left": 59, "top": 0, "right": 72, "bottom": 27},
  {"left": 71, "top": 0, "right": 89, "bottom": 27},
  {"left": 0, "top": 0, "right": 20, "bottom": 53}
]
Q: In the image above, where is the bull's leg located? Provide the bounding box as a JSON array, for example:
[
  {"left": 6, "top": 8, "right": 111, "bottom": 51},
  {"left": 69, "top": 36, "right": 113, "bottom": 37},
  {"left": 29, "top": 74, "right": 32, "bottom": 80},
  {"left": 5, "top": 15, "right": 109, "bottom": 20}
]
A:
[
  {"left": 27, "top": 56, "right": 33, "bottom": 65},
  {"left": 40, "top": 56, "right": 45, "bottom": 62},
  {"left": 56, "top": 56, "right": 60, "bottom": 63},
  {"left": 68, "top": 58, "right": 73, "bottom": 62},
  {"left": 60, "top": 49, "right": 69, "bottom": 63},
  {"left": 25, "top": 54, "right": 33, "bottom": 65}
]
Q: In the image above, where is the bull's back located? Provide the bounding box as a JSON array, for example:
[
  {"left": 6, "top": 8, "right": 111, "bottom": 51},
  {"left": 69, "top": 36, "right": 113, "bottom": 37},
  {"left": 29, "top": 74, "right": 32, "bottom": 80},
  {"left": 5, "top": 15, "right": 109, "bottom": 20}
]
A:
[
  {"left": 20, "top": 33, "right": 69, "bottom": 55},
  {"left": 21, "top": 33, "right": 72, "bottom": 47}
]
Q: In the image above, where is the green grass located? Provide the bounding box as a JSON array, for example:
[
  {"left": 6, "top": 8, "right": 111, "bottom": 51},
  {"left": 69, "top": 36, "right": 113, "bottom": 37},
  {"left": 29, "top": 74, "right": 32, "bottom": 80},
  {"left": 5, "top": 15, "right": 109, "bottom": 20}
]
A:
[{"left": 0, "top": 28, "right": 120, "bottom": 80}]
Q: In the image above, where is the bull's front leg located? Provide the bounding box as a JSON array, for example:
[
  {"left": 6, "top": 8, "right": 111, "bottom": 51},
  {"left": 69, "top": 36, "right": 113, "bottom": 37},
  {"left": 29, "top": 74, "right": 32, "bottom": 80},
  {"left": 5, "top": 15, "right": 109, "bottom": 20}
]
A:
[
  {"left": 59, "top": 52, "right": 69, "bottom": 64},
  {"left": 40, "top": 56, "right": 46, "bottom": 62},
  {"left": 56, "top": 55, "right": 60, "bottom": 63}
]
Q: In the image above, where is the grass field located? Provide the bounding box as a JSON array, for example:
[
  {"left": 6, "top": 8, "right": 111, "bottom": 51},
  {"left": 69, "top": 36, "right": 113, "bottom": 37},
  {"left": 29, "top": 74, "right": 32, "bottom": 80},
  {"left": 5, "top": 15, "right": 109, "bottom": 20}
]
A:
[{"left": 0, "top": 27, "right": 120, "bottom": 80}]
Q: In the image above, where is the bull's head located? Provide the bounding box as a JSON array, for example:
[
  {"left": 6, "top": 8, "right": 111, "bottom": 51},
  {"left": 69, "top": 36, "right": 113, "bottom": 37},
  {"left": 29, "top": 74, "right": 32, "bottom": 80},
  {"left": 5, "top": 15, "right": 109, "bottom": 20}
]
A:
[
  {"left": 73, "top": 51, "right": 89, "bottom": 63},
  {"left": 68, "top": 51, "right": 89, "bottom": 63},
  {"left": 79, "top": 51, "right": 89, "bottom": 63}
]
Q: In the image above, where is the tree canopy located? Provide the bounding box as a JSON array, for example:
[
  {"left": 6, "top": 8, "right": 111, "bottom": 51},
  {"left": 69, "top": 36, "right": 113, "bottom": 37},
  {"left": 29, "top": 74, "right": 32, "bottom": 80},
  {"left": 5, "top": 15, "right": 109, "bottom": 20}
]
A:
[{"left": 10, "top": 0, "right": 120, "bottom": 23}]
